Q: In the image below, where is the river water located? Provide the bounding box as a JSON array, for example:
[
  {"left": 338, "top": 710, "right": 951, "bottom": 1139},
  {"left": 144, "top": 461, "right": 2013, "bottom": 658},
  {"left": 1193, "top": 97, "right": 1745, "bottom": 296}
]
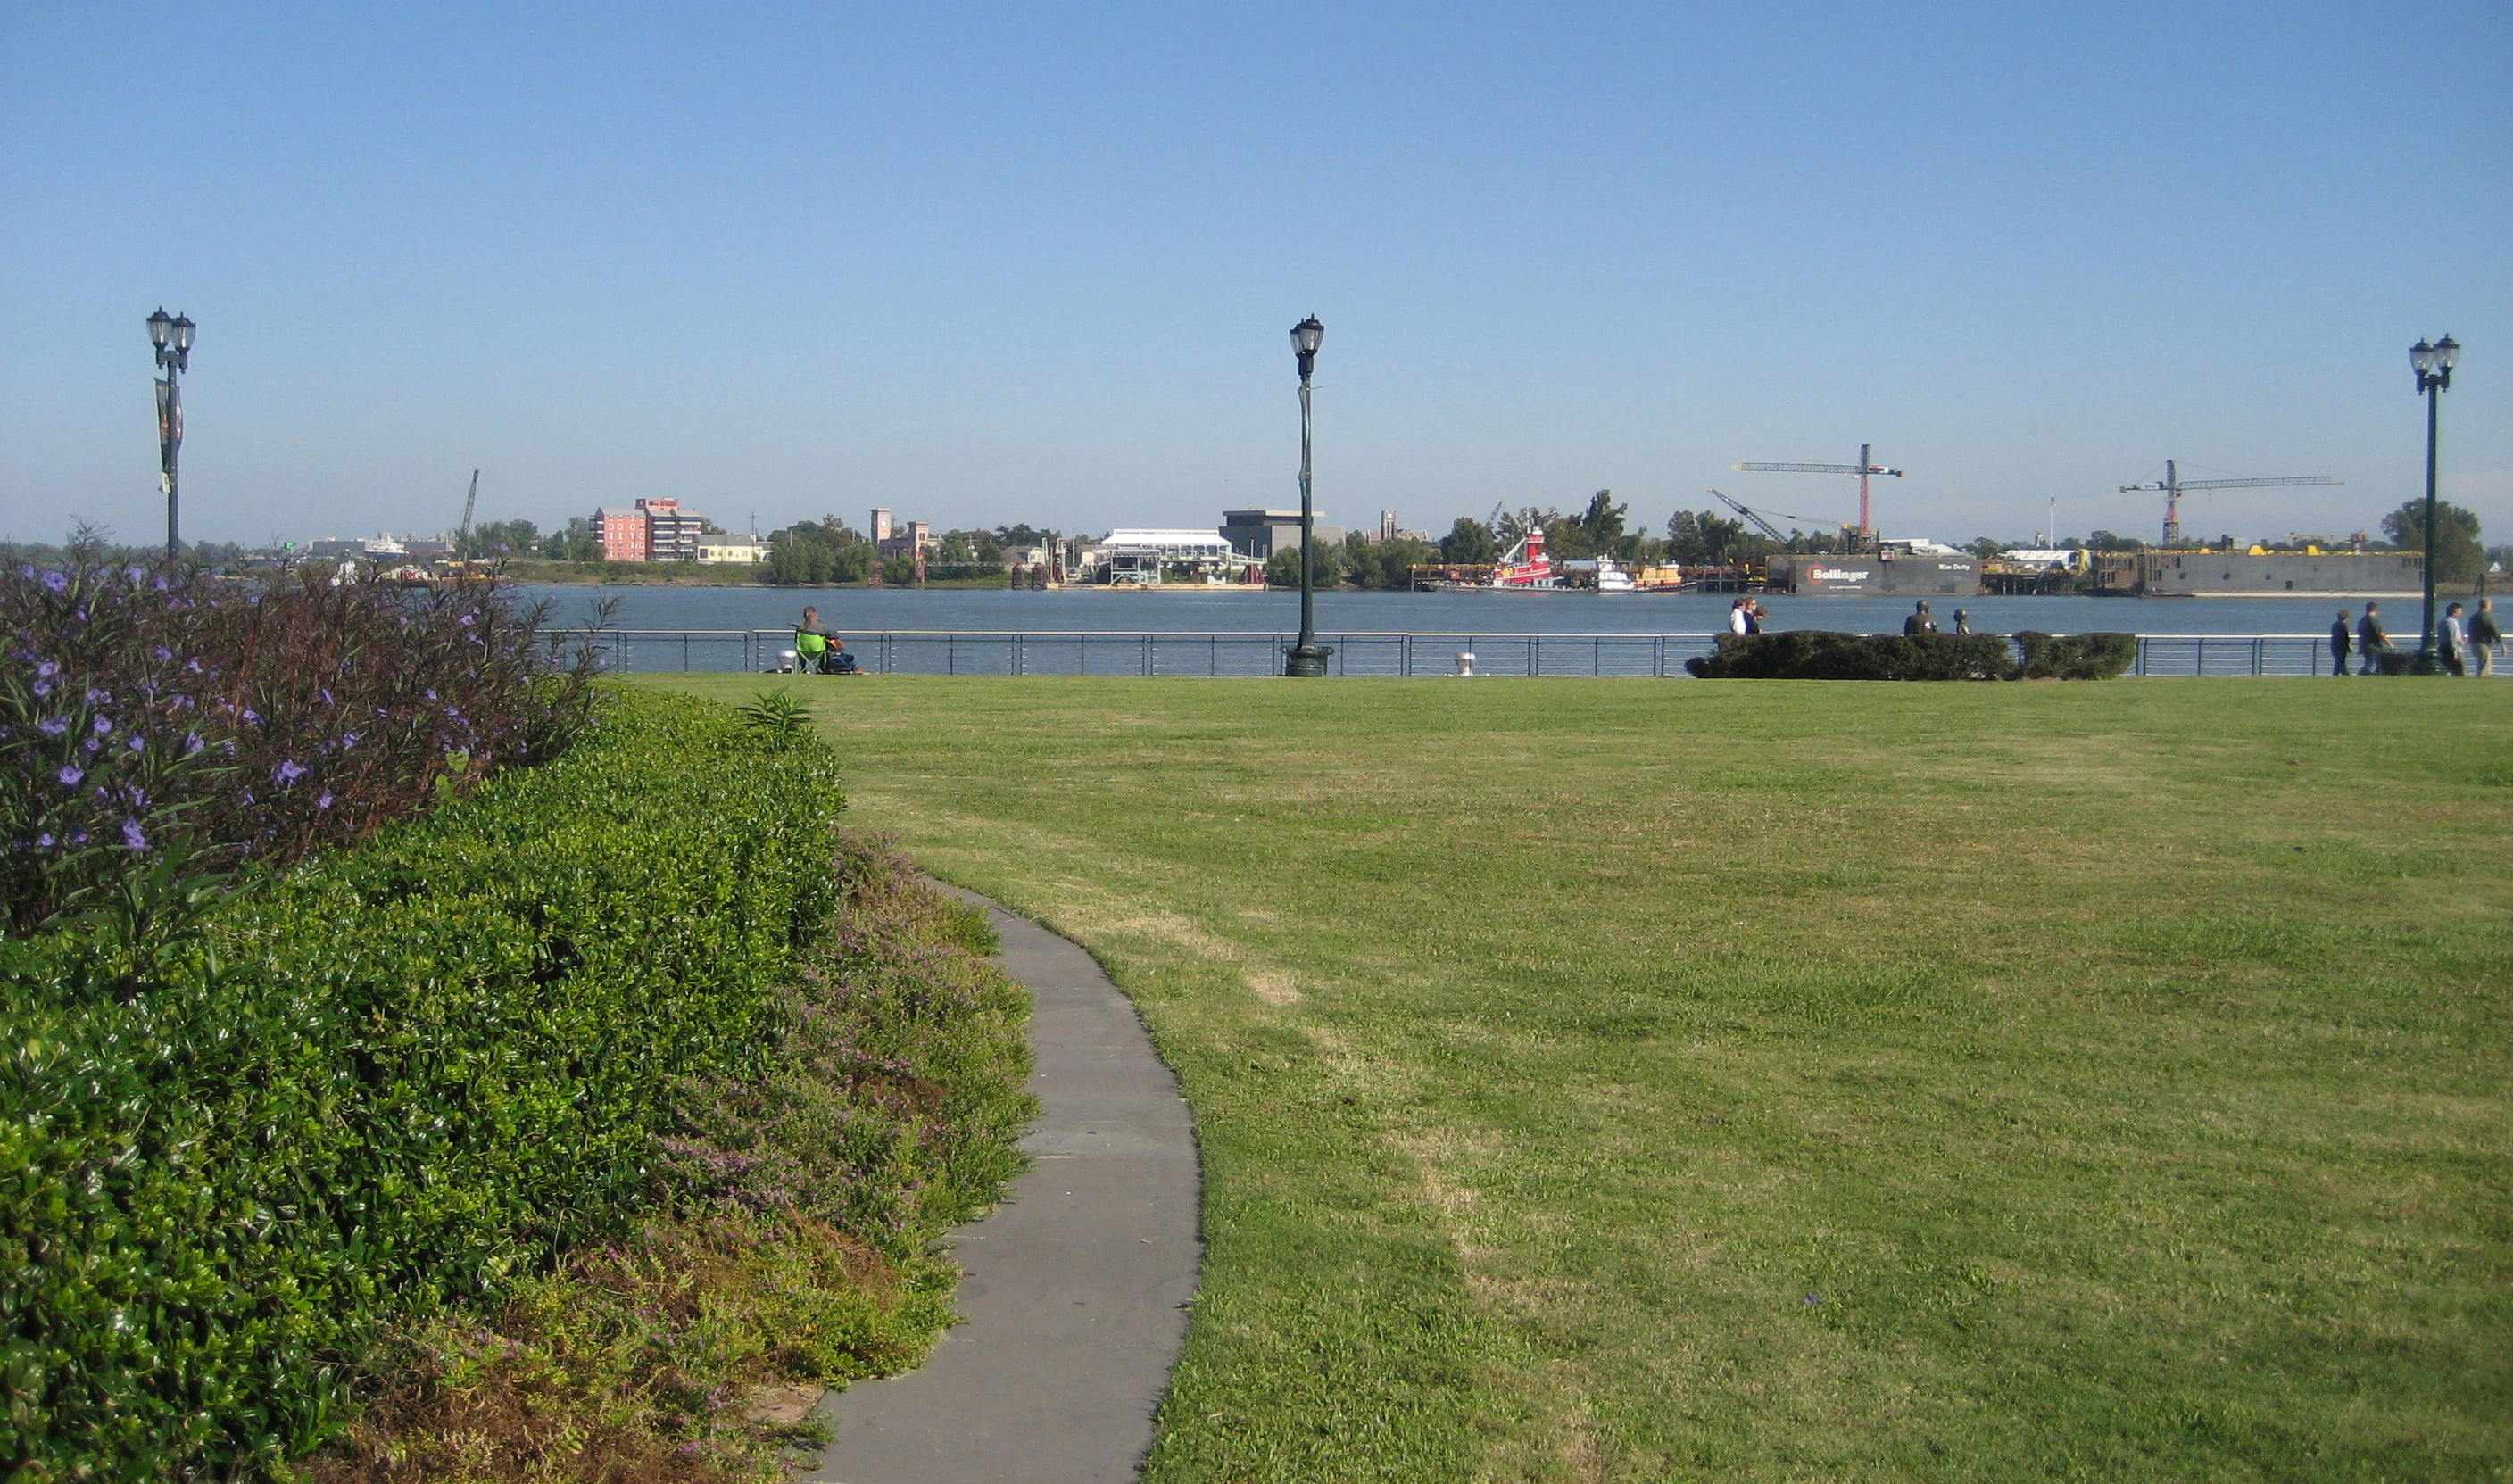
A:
[{"left": 517, "top": 584, "right": 2396, "bottom": 637}]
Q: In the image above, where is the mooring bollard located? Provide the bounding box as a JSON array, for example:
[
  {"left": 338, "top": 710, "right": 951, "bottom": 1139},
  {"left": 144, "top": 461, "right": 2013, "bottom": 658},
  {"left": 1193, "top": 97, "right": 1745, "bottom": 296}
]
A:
[{"left": 1456, "top": 650, "right": 1477, "bottom": 676}]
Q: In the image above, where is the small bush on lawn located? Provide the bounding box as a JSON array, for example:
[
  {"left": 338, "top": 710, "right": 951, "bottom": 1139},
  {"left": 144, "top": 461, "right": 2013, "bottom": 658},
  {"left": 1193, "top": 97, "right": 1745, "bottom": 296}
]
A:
[
  {"left": 308, "top": 841, "right": 1033, "bottom": 1482},
  {"left": 0, "top": 543, "right": 598, "bottom": 935},
  {"left": 0, "top": 690, "right": 834, "bottom": 1480},
  {"left": 1684, "top": 630, "right": 2020, "bottom": 680},
  {"left": 2014, "top": 630, "right": 2137, "bottom": 679}
]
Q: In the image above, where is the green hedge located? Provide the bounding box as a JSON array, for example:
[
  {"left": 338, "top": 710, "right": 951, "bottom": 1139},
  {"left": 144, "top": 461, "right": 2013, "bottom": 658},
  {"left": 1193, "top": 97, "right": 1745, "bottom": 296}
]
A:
[
  {"left": 1684, "top": 630, "right": 2021, "bottom": 681},
  {"left": 1, "top": 690, "right": 837, "bottom": 1480},
  {"left": 2015, "top": 631, "right": 2137, "bottom": 679}
]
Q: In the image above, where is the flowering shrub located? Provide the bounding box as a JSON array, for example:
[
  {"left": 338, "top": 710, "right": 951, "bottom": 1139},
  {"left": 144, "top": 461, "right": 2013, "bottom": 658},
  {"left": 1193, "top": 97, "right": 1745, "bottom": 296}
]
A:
[{"left": 1, "top": 546, "right": 598, "bottom": 934}]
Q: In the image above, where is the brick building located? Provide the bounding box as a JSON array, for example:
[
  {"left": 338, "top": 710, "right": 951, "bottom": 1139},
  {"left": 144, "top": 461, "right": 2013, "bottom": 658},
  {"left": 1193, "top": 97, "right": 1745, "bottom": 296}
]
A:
[{"left": 595, "top": 507, "right": 649, "bottom": 562}]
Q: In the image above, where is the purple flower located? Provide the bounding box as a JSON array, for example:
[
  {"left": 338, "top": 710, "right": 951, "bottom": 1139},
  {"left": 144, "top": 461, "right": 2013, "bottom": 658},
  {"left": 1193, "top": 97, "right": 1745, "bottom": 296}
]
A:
[
  {"left": 37, "top": 717, "right": 66, "bottom": 736},
  {"left": 126, "top": 734, "right": 145, "bottom": 753},
  {"left": 125, "top": 565, "right": 144, "bottom": 583},
  {"left": 183, "top": 732, "right": 203, "bottom": 755},
  {"left": 34, "top": 833, "right": 54, "bottom": 850},
  {"left": 319, "top": 687, "right": 334, "bottom": 704},
  {"left": 277, "top": 759, "right": 307, "bottom": 784},
  {"left": 153, "top": 647, "right": 173, "bottom": 661},
  {"left": 317, "top": 792, "right": 335, "bottom": 809},
  {"left": 31, "top": 680, "right": 51, "bottom": 698},
  {"left": 121, "top": 818, "right": 146, "bottom": 850},
  {"left": 83, "top": 738, "right": 100, "bottom": 753},
  {"left": 241, "top": 708, "right": 259, "bottom": 723},
  {"left": 34, "top": 660, "right": 56, "bottom": 678},
  {"left": 56, "top": 765, "right": 81, "bottom": 787},
  {"left": 340, "top": 732, "right": 360, "bottom": 750},
  {"left": 41, "top": 572, "right": 66, "bottom": 593},
  {"left": 92, "top": 716, "right": 112, "bottom": 734},
  {"left": 424, "top": 688, "right": 437, "bottom": 701}
]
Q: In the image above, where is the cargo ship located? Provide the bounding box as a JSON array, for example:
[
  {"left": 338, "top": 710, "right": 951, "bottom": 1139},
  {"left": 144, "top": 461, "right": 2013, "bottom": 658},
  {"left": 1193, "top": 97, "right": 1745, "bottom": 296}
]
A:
[
  {"left": 2088, "top": 550, "right": 2424, "bottom": 597},
  {"left": 1764, "top": 547, "right": 1982, "bottom": 596}
]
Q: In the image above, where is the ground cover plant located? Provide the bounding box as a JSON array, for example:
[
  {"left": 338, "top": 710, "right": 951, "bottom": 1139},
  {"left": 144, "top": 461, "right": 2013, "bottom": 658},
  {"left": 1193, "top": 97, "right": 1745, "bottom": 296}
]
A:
[
  {"left": 648, "top": 674, "right": 2513, "bottom": 1483},
  {"left": 4, "top": 688, "right": 1022, "bottom": 1480},
  {"left": 308, "top": 839, "right": 1034, "bottom": 1481}
]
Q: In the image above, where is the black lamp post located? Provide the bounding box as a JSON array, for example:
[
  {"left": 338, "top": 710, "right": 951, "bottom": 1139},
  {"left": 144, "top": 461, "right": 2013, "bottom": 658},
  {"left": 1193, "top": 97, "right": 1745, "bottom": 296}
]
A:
[
  {"left": 147, "top": 308, "right": 197, "bottom": 554},
  {"left": 2409, "top": 334, "right": 2459, "bottom": 673},
  {"left": 1283, "top": 315, "right": 1331, "bottom": 677}
]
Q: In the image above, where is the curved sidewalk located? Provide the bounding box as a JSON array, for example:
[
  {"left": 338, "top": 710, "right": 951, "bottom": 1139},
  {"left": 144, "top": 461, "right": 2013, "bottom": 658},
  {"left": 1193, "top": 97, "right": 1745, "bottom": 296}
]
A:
[{"left": 806, "top": 889, "right": 1201, "bottom": 1484}]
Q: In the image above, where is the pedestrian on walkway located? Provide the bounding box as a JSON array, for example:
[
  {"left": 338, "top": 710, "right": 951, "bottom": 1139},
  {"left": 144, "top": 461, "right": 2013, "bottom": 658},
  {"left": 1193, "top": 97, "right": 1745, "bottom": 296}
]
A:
[
  {"left": 2441, "top": 602, "right": 2469, "bottom": 676},
  {"left": 2471, "top": 598, "right": 2503, "bottom": 677},
  {"left": 2330, "top": 609, "right": 2352, "bottom": 676},
  {"left": 2358, "top": 603, "right": 2390, "bottom": 675}
]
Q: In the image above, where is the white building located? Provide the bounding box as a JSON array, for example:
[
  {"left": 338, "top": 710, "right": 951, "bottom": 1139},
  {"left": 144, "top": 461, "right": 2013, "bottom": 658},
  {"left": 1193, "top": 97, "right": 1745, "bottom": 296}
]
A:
[
  {"left": 698, "top": 538, "right": 770, "bottom": 564},
  {"left": 1089, "top": 528, "right": 1260, "bottom": 585}
]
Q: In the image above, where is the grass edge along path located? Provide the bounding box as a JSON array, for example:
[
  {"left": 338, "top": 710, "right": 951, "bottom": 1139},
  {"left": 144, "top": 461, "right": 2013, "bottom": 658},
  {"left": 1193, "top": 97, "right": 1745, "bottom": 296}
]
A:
[
  {"left": 311, "top": 835, "right": 1036, "bottom": 1481},
  {"left": 643, "top": 675, "right": 2513, "bottom": 1484}
]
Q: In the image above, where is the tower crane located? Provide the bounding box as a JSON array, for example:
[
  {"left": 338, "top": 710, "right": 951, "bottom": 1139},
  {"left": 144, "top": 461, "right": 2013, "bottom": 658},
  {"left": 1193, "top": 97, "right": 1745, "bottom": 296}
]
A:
[
  {"left": 2119, "top": 460, "right": 2339, "bottom": 548},
  {"left": 1733, "top": 443, "right": 1902, "bottom": 543},
  {"left": 456, "top": 469, "right": 479, "bottom": 559},
  {"left": 1704, "top": 489, "right": 1852, "bottom": 547}
]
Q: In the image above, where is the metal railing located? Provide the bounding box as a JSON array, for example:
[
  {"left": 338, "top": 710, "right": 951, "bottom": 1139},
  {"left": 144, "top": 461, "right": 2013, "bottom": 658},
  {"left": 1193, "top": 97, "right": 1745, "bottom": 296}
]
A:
[{"left": 553, "top": 628, "right": 2500, "bottom": 679}]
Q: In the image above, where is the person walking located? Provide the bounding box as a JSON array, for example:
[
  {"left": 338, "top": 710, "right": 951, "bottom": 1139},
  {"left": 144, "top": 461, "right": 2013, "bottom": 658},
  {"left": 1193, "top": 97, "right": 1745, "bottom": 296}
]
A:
[
  {"left": 1903, "top": 601, "right": 1937, "bottom": 636},
  {"left": 2329, "top": 609, "right": 2352, "bottom": 676},
  {"left": 2357, "top": 602, "right": 2389, "bottom": 675},
  {"left": 2471, "top": 597, "right": 2503, "bottom": 678},
  {"left": 2440, "top": 602, "right": 2469, "bottom": 677}
]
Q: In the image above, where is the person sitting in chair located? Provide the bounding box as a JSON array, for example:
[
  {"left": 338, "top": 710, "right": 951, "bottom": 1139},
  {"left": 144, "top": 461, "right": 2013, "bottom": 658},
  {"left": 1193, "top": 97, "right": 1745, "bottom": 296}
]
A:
[{"left": 794, "top": 607, "right": 858, "bottom": 674}]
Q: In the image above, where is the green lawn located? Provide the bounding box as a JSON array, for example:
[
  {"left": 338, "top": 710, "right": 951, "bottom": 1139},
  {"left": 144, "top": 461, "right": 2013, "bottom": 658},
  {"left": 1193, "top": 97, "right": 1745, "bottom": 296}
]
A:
[{"left": 649, "top": 676, "right": 2511, "bottom": 1482}]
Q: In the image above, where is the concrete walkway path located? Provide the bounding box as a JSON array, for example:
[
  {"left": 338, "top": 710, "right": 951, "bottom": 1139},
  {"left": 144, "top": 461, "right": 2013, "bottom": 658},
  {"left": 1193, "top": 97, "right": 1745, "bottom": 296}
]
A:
[{"left": 805, "top": 889, "right": 1200, "bottom": 1484}]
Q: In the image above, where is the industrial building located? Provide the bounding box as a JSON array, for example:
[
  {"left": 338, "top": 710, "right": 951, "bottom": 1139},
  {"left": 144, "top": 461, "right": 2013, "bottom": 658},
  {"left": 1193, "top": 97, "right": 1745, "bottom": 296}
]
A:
[{"left": 1222, "top": 509, "right": 1343, "bottom": 560}]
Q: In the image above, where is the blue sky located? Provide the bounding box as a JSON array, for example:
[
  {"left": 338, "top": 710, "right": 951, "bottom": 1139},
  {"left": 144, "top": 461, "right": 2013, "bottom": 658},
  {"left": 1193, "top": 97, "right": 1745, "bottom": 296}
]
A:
[{"left": 4, "top": 1, "right": 2507, "bottom": 547}]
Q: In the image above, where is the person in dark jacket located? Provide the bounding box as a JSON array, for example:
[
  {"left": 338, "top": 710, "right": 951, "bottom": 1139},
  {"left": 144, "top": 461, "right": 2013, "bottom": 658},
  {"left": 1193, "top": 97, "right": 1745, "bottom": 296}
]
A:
[
  {"left": 2329, "top": 609, "right": 2352, "bottom": 676},
  {"left": 2471, "top": 597, "right": 2503, "bottom": 678},
  {"left": 2357, "top": 602, "right": 2389, "bottom": 675}
]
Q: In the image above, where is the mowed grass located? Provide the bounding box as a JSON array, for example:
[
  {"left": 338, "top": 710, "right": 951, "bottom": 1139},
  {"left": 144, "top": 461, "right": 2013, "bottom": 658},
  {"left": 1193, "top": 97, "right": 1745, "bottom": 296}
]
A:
[{"left": 648, "top": 675, "right": 2511, "bottom": 1482}]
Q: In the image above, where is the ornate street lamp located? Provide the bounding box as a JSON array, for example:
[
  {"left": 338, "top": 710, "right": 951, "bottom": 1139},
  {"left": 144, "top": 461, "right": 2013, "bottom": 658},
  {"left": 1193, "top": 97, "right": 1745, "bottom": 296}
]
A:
[
  {"left": 1283, "top": 316, "right": 1331, "bottom": 677},
  {"left": 149, "top": 308, "right": 197, "bottom": 554},
  {"left": 2409, "top": 334, "right": 2459, "bottom": 672}
]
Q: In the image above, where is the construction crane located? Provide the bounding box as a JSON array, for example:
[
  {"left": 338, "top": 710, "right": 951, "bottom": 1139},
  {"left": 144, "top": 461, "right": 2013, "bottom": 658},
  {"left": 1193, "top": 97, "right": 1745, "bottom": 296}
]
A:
[
  {"left": 2119, "top": 460, "right": 2339, "bottom": 548},
  {"left": 1704, "top": 489, "right": 1851, "bottom": 547},
  {"left": 1733, "top": 443, "right": 1902, "bottom": 543},
  {"left": 456, "top": 469, "right": 479, "bottom": 558}
]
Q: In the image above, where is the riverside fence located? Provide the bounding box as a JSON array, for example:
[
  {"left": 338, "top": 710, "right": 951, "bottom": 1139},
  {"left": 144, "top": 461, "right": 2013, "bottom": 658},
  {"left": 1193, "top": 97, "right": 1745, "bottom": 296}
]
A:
[{"left": 554, "top": 629, "right": 2483, "bottom": 678}]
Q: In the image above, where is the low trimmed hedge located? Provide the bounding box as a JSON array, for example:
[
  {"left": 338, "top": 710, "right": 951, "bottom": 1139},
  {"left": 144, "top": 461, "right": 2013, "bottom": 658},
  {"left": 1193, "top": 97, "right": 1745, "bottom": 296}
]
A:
[
  {"left": 2015, "top": 631, "right": 2137, "bottom": 680},
  {"left": 1, "top": 690, "right": 837, "bottom": 1480},
  {"left": 1684, "top": 630, "right": 2142, "bottom": 681},
  {"left": 1684, "top": 630, "right": 2020, "bottom": 681}
]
